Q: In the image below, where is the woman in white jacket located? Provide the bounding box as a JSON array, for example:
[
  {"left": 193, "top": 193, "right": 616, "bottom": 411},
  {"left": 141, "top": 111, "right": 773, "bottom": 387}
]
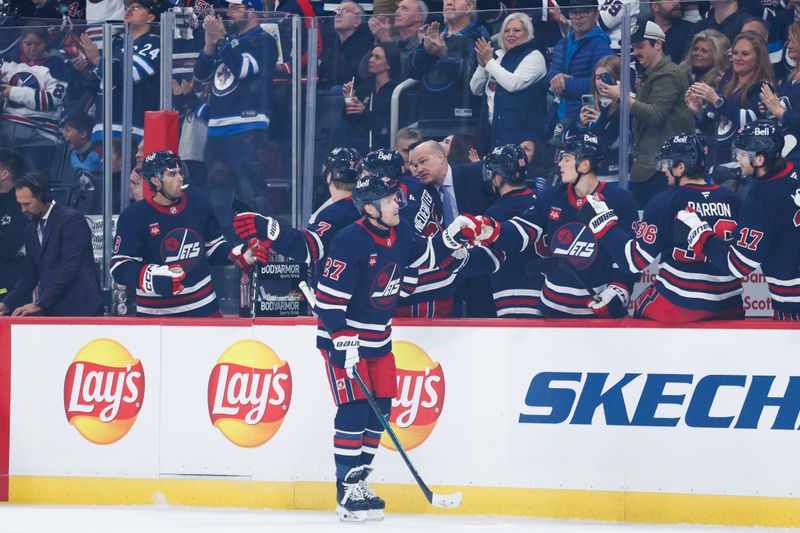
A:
[{"left": 470, "top": 12, "right": 547, "bottom": 154}]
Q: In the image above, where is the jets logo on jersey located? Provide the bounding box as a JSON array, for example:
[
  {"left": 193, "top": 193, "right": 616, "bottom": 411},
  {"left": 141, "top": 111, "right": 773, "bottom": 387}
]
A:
[
  {"left": 160, "top": 227, "right": 203, "bottom": 271},
  {"left": 369, "top": 262, "right": 402, "bottom": 310},
  {"left": 550, "top": 221, "right": 597, "bottom": 271},
  {"left": 213, "top": 64, "right": 237, "bottom": 96},
  {"left": 7, "top": 71, "right": 40, "bottom": 109}
]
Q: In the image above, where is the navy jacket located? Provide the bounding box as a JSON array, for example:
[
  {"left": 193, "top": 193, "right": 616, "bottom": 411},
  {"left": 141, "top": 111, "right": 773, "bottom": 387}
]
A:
[
  {"left": 405, "top": 22, "right": 489, "bottom": 122},
  {"left": 4, "top": 203, "right": 103, "bottom": 316},
  {"left": 479, "top": 40, "right": 548, "bottom": 150}
]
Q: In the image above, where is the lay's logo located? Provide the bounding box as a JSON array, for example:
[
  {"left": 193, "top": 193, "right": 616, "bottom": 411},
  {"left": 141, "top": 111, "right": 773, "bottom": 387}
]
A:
[
  {"left": 381, "top": 341, "right": 445, "bottom": 452},
  {"left": 207, "top": 340, "right": 292, "bottom": 448},
  {"left": 64, "top": 339, "right": 145, "bottom": 445}
]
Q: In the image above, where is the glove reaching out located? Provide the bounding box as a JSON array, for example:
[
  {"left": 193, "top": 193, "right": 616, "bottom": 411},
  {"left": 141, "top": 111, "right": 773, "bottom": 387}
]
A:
[
  {"left": 442, "top": 214, "right": 483, "bottom": 249},
  {"left": 580, "top": 193, "right": 618, "bottom": 238},
  {"left": 472, "top": 215, "right": 500, "bottom": 245},
  {"left": 673, "top": 208, "right": 712, "bottom": 253},
  {"left": 331, "top": 330, "right": 360, "bottom": 379},
  {"left": 140, "top": 264, "right": 186, "bottom": 296},
  {"left": 588, "top": 283, "right": 629, "bottom": 318},
  {"left": 230, "top": 238, "right": 270, "bottom": 270},
  {"left": 233, "top": 212, "right": 281, "bottom": 243}
]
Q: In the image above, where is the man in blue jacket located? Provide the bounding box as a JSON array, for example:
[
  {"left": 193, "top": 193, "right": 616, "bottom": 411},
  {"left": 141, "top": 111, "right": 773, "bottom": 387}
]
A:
[
  {"left": 405, "top": 0, "right": 488, "bottom": 125},
  {"left": 546, "top": 0, "right": 613, "bottom": 123}
]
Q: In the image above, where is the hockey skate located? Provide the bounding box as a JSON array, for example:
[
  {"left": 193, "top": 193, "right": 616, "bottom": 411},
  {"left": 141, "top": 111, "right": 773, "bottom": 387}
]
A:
[
  {"left": 336, "top": 466, "right": 369, "bottom": 523},
  {"left": 359, "top": 465, "right": 385, "bottom": 521}
]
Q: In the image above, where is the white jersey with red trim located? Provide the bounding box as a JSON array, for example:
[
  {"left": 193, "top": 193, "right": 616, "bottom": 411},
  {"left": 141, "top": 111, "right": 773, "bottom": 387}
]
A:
[
  {"left": 110, "top": 188, "right": 236, "bottom": 317},
  {"left": 0, "top": 54, "right": 69, "bottom": 141}
]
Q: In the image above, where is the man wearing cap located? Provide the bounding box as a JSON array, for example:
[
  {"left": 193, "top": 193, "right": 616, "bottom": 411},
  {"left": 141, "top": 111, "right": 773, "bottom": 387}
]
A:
[
  {"left": 80, "top": 0, "right": 162, "bottom": 143},
  {"left": 546, "top": 0, "right": 613, "bottom": 123},
  {"left": 194, "top": 0, "right": 278, "bottom": 221},
  {"left": 597, "top": 18, "right": 692, "bottom": 208}
]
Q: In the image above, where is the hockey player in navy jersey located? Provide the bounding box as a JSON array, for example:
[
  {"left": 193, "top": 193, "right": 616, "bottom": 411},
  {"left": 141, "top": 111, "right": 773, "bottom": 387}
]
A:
[
  {"left": 582, "top": 133, "right": 744, "bottom": 322},
  {"left": 311, "top": 174, "right": 482, "bottom": 522},
  {"left": 675, "top": 120, "right": 800, "bottom": 321},
  {"left": 110, "top": 151, "right": 266, "bottom": 317},
  {"left": 482, "top": 145, "right": 543, "bottom": 317},
  {"left": 358, "top": 148, "right": 502, "bottom": 318},
  {"left": 232, "top": 147, "right": 362, "bottom": 285},
  {"left": 473, "top": 133, "right": 639, "bottom": 318}
]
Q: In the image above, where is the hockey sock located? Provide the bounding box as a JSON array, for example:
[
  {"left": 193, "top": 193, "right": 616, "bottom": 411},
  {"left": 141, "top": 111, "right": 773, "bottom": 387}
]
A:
[
  {"left": 334, "top": 401, "right": 370, "bottom": 480},
  {"left": 359, "top": 397, "right": 390, "bottom": 467}
]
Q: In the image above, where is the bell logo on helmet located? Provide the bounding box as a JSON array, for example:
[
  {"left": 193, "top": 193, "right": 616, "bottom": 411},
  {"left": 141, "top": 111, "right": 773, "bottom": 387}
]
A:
[
  {"left": 753, "top": 126, "right": 772, "bottom": 136},
  {"left": 584, "top": 133, "right": 599, "bottom": 144},
  {"left": 674, "top": 135, "right": 688, "bottom": 143}
]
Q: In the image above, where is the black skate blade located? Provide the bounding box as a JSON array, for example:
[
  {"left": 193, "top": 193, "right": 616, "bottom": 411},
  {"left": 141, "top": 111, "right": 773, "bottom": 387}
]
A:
[{"left": 430, "top": 491, "right": 463, "bottom": 509}]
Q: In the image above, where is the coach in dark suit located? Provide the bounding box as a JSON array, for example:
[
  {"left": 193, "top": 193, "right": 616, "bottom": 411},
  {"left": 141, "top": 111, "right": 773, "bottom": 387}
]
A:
[
  {"left": 409, "top": 140, "right": 496, "bottom": 317},
  {"left": 0, "top": 173, "right": 103, "bottom": 317}
]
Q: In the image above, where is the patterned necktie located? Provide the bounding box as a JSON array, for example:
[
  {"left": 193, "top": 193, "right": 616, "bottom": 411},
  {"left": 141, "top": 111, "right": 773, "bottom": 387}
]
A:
[
  {"left": 440, "top": 185, "right": 456, "bottom": 226},
  {"left": 37, "top": 219, "right": 46, "bottom": 245}
]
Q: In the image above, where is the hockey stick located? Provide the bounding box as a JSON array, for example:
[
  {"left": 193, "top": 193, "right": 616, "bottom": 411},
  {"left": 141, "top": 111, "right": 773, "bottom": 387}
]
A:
[
  {"left": 524, "top": 256, "right": 600, "bottom": 301},
  {"left": 298, "top": 281, "right": 463, "bottom": 509}
]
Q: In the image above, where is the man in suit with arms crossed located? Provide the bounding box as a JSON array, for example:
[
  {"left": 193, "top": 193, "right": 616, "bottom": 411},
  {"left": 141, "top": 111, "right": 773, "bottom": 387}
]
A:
[{"left": 0, "top": 173, "right": 103, "bottom": 316}]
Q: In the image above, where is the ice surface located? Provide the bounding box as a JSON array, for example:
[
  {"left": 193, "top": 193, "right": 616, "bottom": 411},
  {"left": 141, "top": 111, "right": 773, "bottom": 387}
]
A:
[{"left": 0, "top": 506, "right": 794, "bottom": 533}]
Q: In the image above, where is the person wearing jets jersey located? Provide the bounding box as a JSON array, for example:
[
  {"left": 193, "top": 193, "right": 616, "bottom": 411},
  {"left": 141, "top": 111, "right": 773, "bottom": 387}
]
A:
[
  {"left": 233, "top": 147, "right": 363, "bottom": 290},
  {"left": 472, "top": 133, "right": 639, "bottom": 318},
  {"left": 110, "top": 151, "right": 266, "bottom": 317},
  {"left": 581, "top": 133, "right": 744, "bottom": 322},
  {"left": 674, "top": 120, "right": 800, "bottom": 321}
]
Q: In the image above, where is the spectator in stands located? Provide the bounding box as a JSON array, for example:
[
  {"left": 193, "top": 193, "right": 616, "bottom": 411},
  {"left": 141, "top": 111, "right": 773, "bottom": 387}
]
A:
[
  {"left": 0, "top": 172, "right": 103, "bottom": 317},
  {"left": 61, "top": 111, "right": 102, "bottom": 214},
  {"left": 598, "top": 0, "right": 640, "bottom": 53},
  {"left": 363, "top": 0, "right": 427, "bottom": 71},
  {"left": 695, "top": 0, "right": 755, "bottom": 45},
  {"left": 0, "top": 148, "right": 27, "bottom": 303},
  {"left": 405, "top": 0, "right": 489, "bottom": 125},
  {"left": 194, "top": 0, "right": 278, "bottom": 222},
  {"left": 439, "top": 133, "right": 479, "bottom": 164},
  {"left": 741, "top": 18, "right": 769, "bottom": 43},
  {"left": 318, "top": 1, "right": 374, "bottom": 90},
  {"left": 337, "top": 43, "right": 403, "bottom": 153},
  {"left": 546, "top": 0, "right": 613, "bottom": 124},
  {"left": 650, "top": 0, "right": 694, "bottom": 62},
  {"left": 759, "top": 21, "right": 800, "bottom": 167},
  {"left": 17, "top": 0, "right": 86, "bottom": 19},
  {"left": 768, "top": 0, "right": 799, "bottom": 80},
  {"left": 599, "top": 19, "right": 693, "bottom": 207},
  {"left": 130, "top": 140, "right": 145, "bottom": 202},
  {"left": 0, "top": 27, "right": 69, "bottom": 177},
  {"left": 470, "top": 12, "right": 547, "bottom": 153},
  {"left": 566, "top": 55, "right": 626, "bottom": 182},
  {"left": 394, "top": 126, "right": 422, "bottom": 174},
  {"left": 685, "top": 32, "right": 776, "bottom": 167},
  {"left": 679, "top": 29, "right": 731, "bottom": 88},
  {"left": 519, "top": 137, "right": 556, "bottom": 190},
  {"left": 81, "top": 0, "right": 161, "bottom": 143}
]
